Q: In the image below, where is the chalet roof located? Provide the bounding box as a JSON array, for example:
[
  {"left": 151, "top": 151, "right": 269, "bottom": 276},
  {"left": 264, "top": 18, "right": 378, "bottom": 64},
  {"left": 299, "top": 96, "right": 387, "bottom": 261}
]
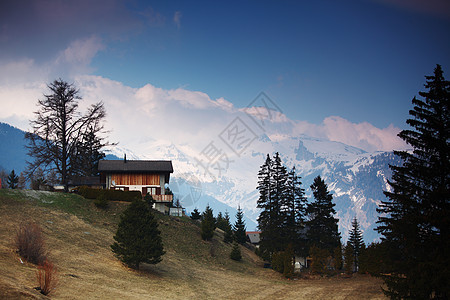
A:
[
  {"left": 98, "top": 160, "right": 173, "bottom": 173},
  {"left": 246, "top": 231, "right": 261, "bottom": 244}
]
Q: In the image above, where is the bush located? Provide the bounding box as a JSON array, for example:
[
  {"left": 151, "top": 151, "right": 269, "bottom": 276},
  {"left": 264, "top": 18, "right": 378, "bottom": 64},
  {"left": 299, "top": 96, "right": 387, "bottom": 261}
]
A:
[
  {"left": 230, "top": 243, "right": 242, "bottom": 261},
  {"left": 309, "top": 245, "right": 330, "bottom": 275},
  {"left": 94, "top": 193, "right": 108, "bottom": 209},
  {"left": 144, "top": 193, "right": 154, "bottom": 206},
  {"left": 36, "top": 259, "right": 58, "bottom": 295},
  {"left": 15, "top": 222, "right": 47, "bottom": 265},
  {"left": 271, "top": 245, "right": 294, "bottom": 278},
  {"left": 77, "top": 186, "right": 141, "bottom": 202}
]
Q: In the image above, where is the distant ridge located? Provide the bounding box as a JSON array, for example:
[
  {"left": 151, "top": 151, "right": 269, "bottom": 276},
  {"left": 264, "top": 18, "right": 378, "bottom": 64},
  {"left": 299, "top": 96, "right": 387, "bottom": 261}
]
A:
[{"left": 0, "top": 122, "right": 28, "bottom": 173}]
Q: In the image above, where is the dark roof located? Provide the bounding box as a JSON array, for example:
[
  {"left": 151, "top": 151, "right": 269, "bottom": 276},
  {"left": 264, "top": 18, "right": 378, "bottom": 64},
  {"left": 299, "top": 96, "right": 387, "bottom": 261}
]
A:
[
  {"left": 98, "top": 160, "right": 173, "bottom": 173},
  {"left": 246, "top": 231, "right": 261, "bottom": 244}
]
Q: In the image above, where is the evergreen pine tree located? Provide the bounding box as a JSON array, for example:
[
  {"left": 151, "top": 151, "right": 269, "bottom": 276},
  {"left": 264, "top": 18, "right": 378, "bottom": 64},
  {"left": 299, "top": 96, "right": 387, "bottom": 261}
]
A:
[
  {"left": 234, "top": 206, "right": 247, "bottom": 244},
  {"left": 230, "top": 242, "right": 242, "bottom": 261},
  {"left": 306, "top": 176, "right": 340, "bottom": 253},
  {"left": 7, "top": 169, "right": 19, "bottom": 189},
  {"left": 348, "top": 217, "right": 364, "bottom": 272},
  {"left": 201, "top": 205, "right": 216, "bottom": 241},
  {"left": 376, "top": 65, "right": 450, "bottom": 299},
  {"left": 223, "top": 211, "right": 234, "bottom": 243},
  {"left": 111, "top": 200, "right": 165, "bottom": 270},
  {"left": 257, "top": 154, "right": 273, "bottom": 256},
  {"left": 283, "top": 167, "right": 307, "bottom": 256},
  {"left": 333, "top": 242, "right": 343, "bottom": 271},
  {"left": 190, "top": 208, "right": 201, "bottom": 220},
  {"left": 257, "top": 153, "right": 289, "bottom": 255},
  {"left": 72, "top": 125, "right": 106, "bottom": 177},
  {"left": 343, "top": 242, "right": 354, "bottom": 275},
  {"left": 216, "top": 212, "right": 226, "bottom": 231}
]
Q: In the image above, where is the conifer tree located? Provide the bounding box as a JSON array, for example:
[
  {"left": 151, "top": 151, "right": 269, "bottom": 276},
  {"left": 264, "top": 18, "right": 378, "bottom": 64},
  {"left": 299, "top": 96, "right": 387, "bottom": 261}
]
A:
[
  {"left": 283, "top": 167, "right": 307, "bottom": 256},
  {"left": 257, "top": 154, "right": 273, "bottom": 255},
  {"left": 343, "top": 242, "right": 354, "bottom": 275},
  {"left": 257, "top": 153, "right": 288, "bottom": 254},
  {"left": 223, "top": 211, "right": 234, "bottom": 243},
  {"left": 257, "top": 153, "right": 307, "bottom": 259},
  {"left": 306, "top": 176, "right": 340, "bottom": 253},
  {"left": 230, "top": 242, "right": 242, "bottom": 261},
  {"left": 190, "top": 208, "right": 201, "bottom": 220},
  {"left": 333, "top": 242, "right": 343, "bottom": 271},
  {"left": 216, "top": 212, "right": 226, "bottom": 230},
  {"left": 348, "top": 217, "right": 364, "bottom": 272},
  {"left": 376, "top": 65, "right": 450, "bottom": 299},
  {"left": 111, "top": 200, "right": 165, "bottom": 270},
  {"left": 7, "top": 169, "right": 19, "bottom": 189},
  {"left": 234, "top": 206, "right": 247, "bottom": 244},
  {"left": 201, "top": 205, "right": 216, "bottom": 241}
]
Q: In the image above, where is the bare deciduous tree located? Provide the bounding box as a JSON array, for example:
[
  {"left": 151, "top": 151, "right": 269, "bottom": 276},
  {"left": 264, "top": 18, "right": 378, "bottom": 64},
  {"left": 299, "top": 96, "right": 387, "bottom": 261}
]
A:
[{"left": 25, "top": 79, "right": 111, "bottom": 192}]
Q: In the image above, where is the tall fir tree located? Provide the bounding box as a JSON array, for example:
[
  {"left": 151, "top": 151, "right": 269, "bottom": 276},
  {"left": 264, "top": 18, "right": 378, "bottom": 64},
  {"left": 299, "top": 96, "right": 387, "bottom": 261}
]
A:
[
  {"left": 234, "top": 206, "right": 247, "bottom": 244},
  {"left": 283, "top": 166, "right": 307, "bottom": 256},
  {"left": 72, "top": 124, "right": 106, "bottom": 177},
  {"left": 376, "top": 65, "right": 450, "bottom": 299},
  {"left": 343, "top": 242, "right": 354, "bottom": 275},
  {"left": 111, "top": 200, "right": 165, "bottom": 270},
  {"left": 223, "top": 211, "right": 234, "bottom": 243},
  {"left": 257, "top": 153, "right": 307, "bottom": 259},
  {"left": 348, "top": 217, "right": 364, "bottom": 272},
  {"left": 306, "top": 175, "right": 340, "bottom": 254},
  {"left": 260, "top": 153, "right": 288, "bottom": 254},
  {"left": 216, "top": 212, "right": 226, "bottom": 231},
  {"left": 7, "top": 169, "right": 19, "bottom": 189},
  {"left": 257, "top": 154, "right": 273, "bottom": 256},
  {"left": 201, "top": 205, "right": 216, "bottom": 241}
]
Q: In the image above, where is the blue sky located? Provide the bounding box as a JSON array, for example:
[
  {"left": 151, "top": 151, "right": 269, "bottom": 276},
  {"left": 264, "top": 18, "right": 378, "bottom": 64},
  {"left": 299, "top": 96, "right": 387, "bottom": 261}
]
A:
[{"left": 0, "top": 0, "right": 449, "bottom": 148}]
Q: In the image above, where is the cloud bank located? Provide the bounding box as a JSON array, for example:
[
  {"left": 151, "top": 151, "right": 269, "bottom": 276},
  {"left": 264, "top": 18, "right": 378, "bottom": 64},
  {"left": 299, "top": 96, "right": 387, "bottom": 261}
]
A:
[
  {"left": 0, "top": 32, "right": 407, "bottom": 154},
  {"left": 0, "top": 63, "right": 407, "bottom": 154}
]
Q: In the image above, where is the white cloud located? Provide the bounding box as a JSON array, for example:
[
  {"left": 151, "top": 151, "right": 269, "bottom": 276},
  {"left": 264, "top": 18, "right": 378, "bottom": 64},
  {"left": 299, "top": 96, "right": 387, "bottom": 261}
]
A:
[
  {"left": 0, "top": 53, "right": 407, "bottom": 155},
  {"left": 57, "top": 36, "right": 104, "bottom": 65},
  {"left": 173, "top": 11, "right": 182, "bottom": 29},
  {"left": 322, "top": 116, "right": 406, "bottom": 152},
  {"left": 55, "top": 36, "right": 105, "bottom": 75}
]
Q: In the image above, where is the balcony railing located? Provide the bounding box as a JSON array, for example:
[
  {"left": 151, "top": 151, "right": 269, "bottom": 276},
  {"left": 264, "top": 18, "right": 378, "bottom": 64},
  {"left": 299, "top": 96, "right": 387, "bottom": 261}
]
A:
[{"left": 152, "top": 194, "right": 173, "bottom": 202}]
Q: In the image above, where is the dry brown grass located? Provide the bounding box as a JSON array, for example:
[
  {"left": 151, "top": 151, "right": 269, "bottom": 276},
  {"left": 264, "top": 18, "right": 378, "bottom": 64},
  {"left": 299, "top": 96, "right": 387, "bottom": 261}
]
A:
[{"left": 0, "top": 190, "right": 386, "bottom": 299}]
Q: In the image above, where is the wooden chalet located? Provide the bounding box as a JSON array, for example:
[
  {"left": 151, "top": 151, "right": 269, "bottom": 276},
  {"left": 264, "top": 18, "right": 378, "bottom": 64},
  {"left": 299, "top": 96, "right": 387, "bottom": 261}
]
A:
[{"left": 98, "top": 158, "right": 174, "bottom": 213}]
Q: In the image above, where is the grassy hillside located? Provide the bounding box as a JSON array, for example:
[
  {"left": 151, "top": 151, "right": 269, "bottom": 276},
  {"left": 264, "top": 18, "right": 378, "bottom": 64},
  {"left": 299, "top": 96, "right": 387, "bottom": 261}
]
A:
[{"left": 0, "top": 189, "right": 386, "bottom": 299}]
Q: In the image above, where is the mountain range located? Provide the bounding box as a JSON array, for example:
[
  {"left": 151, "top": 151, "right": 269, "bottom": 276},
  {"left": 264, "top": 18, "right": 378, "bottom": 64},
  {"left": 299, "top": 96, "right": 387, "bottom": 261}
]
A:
[{"left": 0, "top": 121, "right": 402, "bottom": 243}]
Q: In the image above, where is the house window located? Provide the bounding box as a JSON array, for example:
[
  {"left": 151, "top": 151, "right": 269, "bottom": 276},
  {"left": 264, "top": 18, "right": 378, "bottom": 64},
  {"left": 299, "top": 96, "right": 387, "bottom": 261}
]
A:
[{"left": 143, "top": 187, "right": 161, "bottom": 195}]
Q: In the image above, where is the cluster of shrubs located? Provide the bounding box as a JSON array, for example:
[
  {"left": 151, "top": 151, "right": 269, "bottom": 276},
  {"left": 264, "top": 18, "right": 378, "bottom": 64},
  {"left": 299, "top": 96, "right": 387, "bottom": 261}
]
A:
[
  {"left": 76, "top": 186, "right": 142, "bottom": 206},
  {"left": 15, "top": 222, "right": 57, "bottom": 295}
]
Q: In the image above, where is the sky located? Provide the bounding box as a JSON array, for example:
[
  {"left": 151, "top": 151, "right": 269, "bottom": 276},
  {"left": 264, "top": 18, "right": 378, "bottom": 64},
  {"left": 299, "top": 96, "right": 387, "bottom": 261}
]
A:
[{"left": 1, "top": 0, "right": 449, "bottom": 154}]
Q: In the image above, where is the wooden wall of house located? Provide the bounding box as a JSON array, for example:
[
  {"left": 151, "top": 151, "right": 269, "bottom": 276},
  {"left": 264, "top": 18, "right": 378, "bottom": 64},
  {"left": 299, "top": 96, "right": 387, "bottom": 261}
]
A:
[{"left": 111, "top": 173, "right": 160, "bottom": 186}]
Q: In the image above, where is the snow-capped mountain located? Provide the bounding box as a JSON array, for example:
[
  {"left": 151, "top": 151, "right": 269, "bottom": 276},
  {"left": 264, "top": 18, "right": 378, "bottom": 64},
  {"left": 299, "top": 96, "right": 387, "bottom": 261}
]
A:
[
  {"left": 107, "top": 134, "right": 402, "bottom": 243},
  {"left": 0, "top": 121, "right": 400, "bottom": 243}
]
